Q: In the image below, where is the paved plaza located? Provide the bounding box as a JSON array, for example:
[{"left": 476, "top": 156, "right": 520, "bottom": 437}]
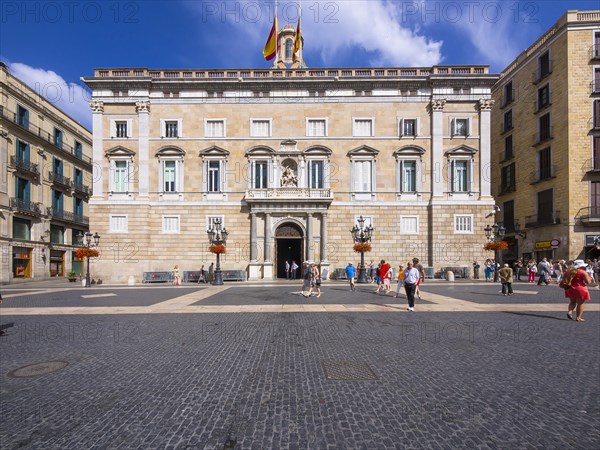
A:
[{"left": 0, "top": 280, "right": 599, "bottom": 449}]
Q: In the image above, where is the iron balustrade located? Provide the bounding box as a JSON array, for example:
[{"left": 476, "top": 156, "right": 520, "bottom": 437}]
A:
[
  {"left": 10, "top": 155, "right": 39, "bottom": 176},
  {"left": 525, "top": 210, "right": 561, "bottom": 228},
  {"left": 72, "top": 182, "right": 92, "bottom": 196},
  {"left": 48, "top": 171, "right": 72, "bottom": 188},
  {"left": 10, "top": 197, "right": 41, "bottom": 214},
  {"left": 46, "top": 207, "right": 89, "bottom": 224}
]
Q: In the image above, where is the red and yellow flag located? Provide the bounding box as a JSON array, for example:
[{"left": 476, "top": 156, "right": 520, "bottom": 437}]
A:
[
  {"left": 292, "top": 17, "right": 302, "bottom": 63},
  {"left": 262, "top": 16, "right": 278, "bottom": 61}
]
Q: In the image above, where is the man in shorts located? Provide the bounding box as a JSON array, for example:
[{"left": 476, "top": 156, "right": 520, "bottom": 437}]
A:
[{"left": 345, "top": 262, "right": 356, "bottom": 291}]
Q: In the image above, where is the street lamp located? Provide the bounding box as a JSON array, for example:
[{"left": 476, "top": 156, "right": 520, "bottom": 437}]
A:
[
  {"left": 484, "top": 223, "right": 505, "bottom": 280},
  {"left": 350, "top": 216, "right": 374, "bottom": 284},
  {"left": 207, "top": 218, "right": 228, "bottom": 285},
  {"left": 77, "top": 231, "right": 100, "bottom": 288}
]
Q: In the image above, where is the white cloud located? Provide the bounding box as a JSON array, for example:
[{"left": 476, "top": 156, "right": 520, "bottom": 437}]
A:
[{"left": 8, "top": 62, "right": 91, "bottom": 129}]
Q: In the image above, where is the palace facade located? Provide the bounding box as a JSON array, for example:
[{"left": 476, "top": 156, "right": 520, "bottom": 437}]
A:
[{"left": 82, "top": 63, "right": 499, "bottom": 282}]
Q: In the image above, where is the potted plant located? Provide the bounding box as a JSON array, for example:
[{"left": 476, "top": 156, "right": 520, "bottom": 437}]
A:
[{"left": 67, "top": 271, "right": 77, "bottom": 282}]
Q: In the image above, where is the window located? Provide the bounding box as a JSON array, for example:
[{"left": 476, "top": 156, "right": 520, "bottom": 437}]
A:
[
  {"left": 74, "top": 197, "right": 83, "bottom": 217},
  {"left": 353, "top": 118, "right": 374, "bottom": 137},
  {"left": 53, "top": 157, "right": 63, "bottom": 176},
  {"left": 74, "top": 141, "right": 83, "bottom": 159},
  {"left": 253, "top": 161, "right": 269, "bottom": 188},
  {"left": 163, "top": 161, "right": 176, "bottom": 192},
  {"left": 539, "top": 113, "right": 551, "bottom": 141},
  {"left": 400, "top": 119, "right": 417, "bottom": 137},
  {"left": 503, "top": 201, "right": 515, "bottom": 231},
  {"left": 537, "top": 189, "right": 554, "bottom": 224},
  {"left": 451, "top": 160, "right": 469, "bottom": 192},
  {"left": 74, "top": 168, "right": 83, "bottom": 187},
  {"left": 504, "top": 135, "right": 513, "bottom": 160},
  {"left": 594, "top": 100, "right": 600, "bottom": 129},
  {"left": 594, "top": 68, "right": 600, "bottom": 94},
  {"left": 52, "top": 189, "right": 63, "bottom": 211},
  {"left": 251, "top": 119, "right": 271, "bottom": 137},
  {"left": 353, "top": 160, "right": 373, "bottom": 192},
  {"left": 501, "top": 163, "right": 515, "bottom": 194},
  {"left": 164, "top": 121, "right": 179, "bottom": 138},
  {"left": 53, "top": 128, "right": 63, "bottom": 148},
  {"left": 539, "top": 147, "right": 552, "bottom": 180},
  {"left": 503, "top": 81, "right": 514, "bottom": 106},
  {"left": 162, "top": 216, "right": 180, "bottom": 233},
  {"left": 592, "top": 182, "right": 600, "bottom": 215},
  {"left": 110, "top": 215, "right": 128, "bottom": 233},
  {"left": 205, "top": 120, "right": 226, "bottom": 138},
  {"left": 206, "top": 216, "right": 224, "bottom": 231},
  {"left": 503, "top": 110, "right": 513, "bottom": 132},
  {"left": 309, "top": 160, "right": 324, "bottom": 189},
  {"left": 538, "top": 51, "right": 551, "bottom": 79},
  {"left": 16, "top": 139, "right": 30, "bottom": 162},
  {"left": 306, "top": 119, "right": 327, "bottom": 137},
  {"left": 451, "top": 118, "right": 469, "bottom": 137},
  {"left": 15, "top": 177, "right": 30, "bottom": 201},
  {"left": 454, "top": 215, "right": 473, "bottom": 233},
  {"left": 594, "top": 137, "right": 600, "bottom": 171},
  {"left": 115, "top": 121, "right": 128, "bottom": 138},
  {"left": 285, "top": 39, "right": 293, "bottom": 60},
  {"left": 207, "top": 161, "right": 221, "bottom": 192},
  {"left": 399, "top": 160, "right": 417, "bottom": 192},
  {"left": 400, "top": 216, "right": 419, "bottom": 234},
  {"left": 537, "top": 84, "right": 550, "bottom": 110},
  {"left": 112, "top": 160, "right": 129, "bottom": 192},
  {"left": 13, "top": 217, "right": 31, "bottom": 240},
  {"left": 17, "top": 105, "right": 29, "bottom": 128},
  {"left": 595, "top": 32, "right": 600, "bottom": 58},
  {"left": 50, "top": 225, "right": 64, "bottom": 244}
]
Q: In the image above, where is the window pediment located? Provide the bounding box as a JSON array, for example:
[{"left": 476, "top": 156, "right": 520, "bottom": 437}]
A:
[
  {"left": 105, "top": 146, "right": 135, "bottom": 158},
  {"left": 347, "top": 145, "right": 379, "bottom": 158},
  {"left": 303, "top": 145, "right": 332, "bottom": 156},
  {"left": 199, "top": 145, "right": 230, "bottom": 158},
  {"left": 156, "top": 146, "right": 185, "bottom": 157},
  {"left": 445, "top": 145, "right": 477, "bottom": 157},
  {"left": 394, "top": 145, "right": 426, "bottom": 158},
  {"left": 246, "top": 146, "right": 276, "bottom": 157}
]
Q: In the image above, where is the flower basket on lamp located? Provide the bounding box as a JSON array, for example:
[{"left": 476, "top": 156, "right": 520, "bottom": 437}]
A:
[
  {"left": 75, "top": 248, "right": 100, "bottom": 259},
  {"left": 483, "top": 241, "right": 508, "bottom": 251},
  {"left": 209, "top": 244, "right": 226, "bottom": 254},
  {"left": 353, "top": 242, "right": 372, "bottom": 253}
]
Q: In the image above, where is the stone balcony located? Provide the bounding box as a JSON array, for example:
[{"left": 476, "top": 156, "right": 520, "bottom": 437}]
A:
[{"left": 245, "top": 188, "right": 333, "bottom": 204}]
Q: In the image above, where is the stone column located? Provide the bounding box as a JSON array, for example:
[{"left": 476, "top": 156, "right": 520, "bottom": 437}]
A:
[
  {"left": 90, "top": 101, "right": 104, "bottom": 197},
  {"left": 306, "top": 212, "right": 313, "bottom": 262},
  {"left": 136, "top": 101, "right": 150, "bottom": 198},
  {"left": 320, "top": 212, "right": 330, "bottom": 280},
  {"left": 248, "top": 212, "right": 260, "bottom": 280},
  {"left": 263, "top": 213, "right": 274, "bottom": 279},
  {"left": 479, "top": 98, "right": 494, "bottom": 198},
  {"left": 431, "top": 99, "right": 446, "bottom": 197}
]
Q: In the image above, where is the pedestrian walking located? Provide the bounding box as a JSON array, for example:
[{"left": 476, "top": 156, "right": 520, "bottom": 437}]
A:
[
  {"left": 285, "top": 260, "right": 290, "bottom": 279},
  {"left": 498, "top": 264, "right": 513, "bottom": 296},
  {"left": 413, "top": 258, "right": 425, "bottom": 299},
  {"left": 291, "top": 260, "right": 298, "bottom": 280},
  {"left": 564, "top": 260, "right": 593, "bottom": 321},
  {"left": 198, "top": 265, "right": 207, "bottom": 283},
  {"left": 208, "top": 262, "right": 214, "bottom": 282},
  {"left": 345, "top": 262, "right": 356, "bottom": 292},
  {"left": 313, "top": 263, "right": 321, "bottom": 298},
  {"left": 368, "top": 260, "right": 375, "bottom": 283},
  {"left": 173, "top": 265, "right": 181, "bottom": 285},
  {"left": 513, "top": 258, "right": 523, "bottom": 281},
  {"left": 473, "top": 259, "right": 480, "bottom": 279},
  {"left": 376, "top": 260, "right": 390, "bottom": 294},
  {"left": 394, "top": 264, "right": 405, "bottom": 298},
  {"left": 484, "top": 259, "right": 493, "bottom": 282},
  {"left": 537, "top": 258, "right": 551, "bottom": 285},
  {"left": 302, "top": 262, "right": 314, "bottom": 297},
  {"left": 553, "top": 260, "right": 563, "bottom": 284},
  {"left": 527, "top": 260, "right": 537, "bottom": 283},
  {"left": 403, "top": 261, "right": 420, "bottom": 311}
]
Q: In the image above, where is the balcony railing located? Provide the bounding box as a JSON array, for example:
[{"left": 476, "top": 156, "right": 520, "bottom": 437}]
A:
[
  {"left": 10, "top": 197, "right": 41, "bottom": 215},
  {"left": 46, "top": 207, "right": 89, "bottom": 225},
  {"left": 10, "top": 155, "right": 40, "bottom": 177},
  {"left": 72, "top": 182, "right": 92, "bottom": 196},
  {"left": 0, "top": 106, "right": 92, "bottom": 164},
  {"left": 245, "top": 188, "right": 333, "bottom": 200},
  {"left": 48, "top": 171, "right": 72, "bottom": 188},
  {"left": 575, "top": 207, "right": 600, "bottom": 225},
  {"left": 525, "top": 210, "right": 561, "bottom": 228}
]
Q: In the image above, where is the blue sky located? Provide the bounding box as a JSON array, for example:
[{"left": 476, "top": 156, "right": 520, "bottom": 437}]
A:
[{"left": 1, "top": 0, "right": 597, "bottom": 129}]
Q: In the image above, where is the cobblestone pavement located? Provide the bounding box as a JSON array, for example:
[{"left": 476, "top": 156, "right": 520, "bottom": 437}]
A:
[{"left": 0, "top": 282, "right": 598, "bottom": 449}]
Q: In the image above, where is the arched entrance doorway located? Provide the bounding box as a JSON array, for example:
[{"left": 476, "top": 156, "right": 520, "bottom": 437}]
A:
[{"left": 275, "top": 223, "right": 304, "bottom": 279}]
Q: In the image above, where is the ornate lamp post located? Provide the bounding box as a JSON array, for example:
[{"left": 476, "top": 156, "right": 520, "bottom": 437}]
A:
[
  {"left": 76, "top": 231, "right": 100, "bottom": 288},
  {"left": 207, "top": 218, "right": 228, "bottom": 286},
  {"left": 350, "top": 216, "right": 373, "bottom": 284},
  {"left": 484, "top": 223, "right": 506, "bottom": 276}
]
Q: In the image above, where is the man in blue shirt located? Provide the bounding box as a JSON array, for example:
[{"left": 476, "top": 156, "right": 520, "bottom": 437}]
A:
[{"left": 345, "top": 262, "right": 356, "bottom": 291}]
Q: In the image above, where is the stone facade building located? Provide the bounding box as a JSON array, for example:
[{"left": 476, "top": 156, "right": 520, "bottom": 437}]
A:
[
  {"left": 83, "top": 63, "right": 498, "bottom": 283},
  {"left": 491, "top": 10, "right": 600, "bottom": 264},
  {"left": 0, "top": 62, "right": 92, "bottom": 283}
]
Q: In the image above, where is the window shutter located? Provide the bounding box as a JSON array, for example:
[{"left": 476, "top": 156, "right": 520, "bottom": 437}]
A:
[
  {"left": 127, "top": 119, "right": 133, "bottom": 138},
  {"left": 220, "top": 160, "right": 226, "bottom": 192},
  {"left": 399, "top": 119, "right": 404, "bottom": 136},
  {"left": 160, "top": 119, "right": 165, "bottom": 138},
  {"left": 110, "top": 120, "right": 116, "bottom": 138},
  {"left": 178, "top": 119, "right": 183, "bottom": 138},
  {"left": 450, "top": 160, "right": 455, "bottom": 191},
  {"left": 127, "top": 160, "right": 134, "bottom": 191}
]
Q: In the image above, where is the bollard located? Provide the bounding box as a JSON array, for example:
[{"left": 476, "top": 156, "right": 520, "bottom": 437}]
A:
[
  {"left": 446, "top": 270, "right": 455, "bottom": 282},
  {"left": 128, "top": 275, "right": 136, "bottom": 286}
]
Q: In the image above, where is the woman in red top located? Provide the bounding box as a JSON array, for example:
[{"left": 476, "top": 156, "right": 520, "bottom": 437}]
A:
[{"left": 565, "top": 260, "right": 593, "bottom": 322}]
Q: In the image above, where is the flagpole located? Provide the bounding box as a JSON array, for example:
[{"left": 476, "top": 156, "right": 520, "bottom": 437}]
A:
[
  {"left": 274, "top": 0, "right": 279, "bottom": 68},
  {"left": 299, "top": 0, "right": 303, "bottom": 67}
]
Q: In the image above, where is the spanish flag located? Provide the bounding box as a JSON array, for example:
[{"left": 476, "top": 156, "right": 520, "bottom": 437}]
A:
[
  {"left": 262, "top": 16, "right": 278, "bottom": 61},
  {"left": 292, "top": 17, "right": 302, "bottom": 63}
]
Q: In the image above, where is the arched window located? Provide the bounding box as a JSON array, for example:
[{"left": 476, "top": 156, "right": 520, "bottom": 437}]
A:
[{"left": 285, "top": 39, "right": 293, "bottom": 60}]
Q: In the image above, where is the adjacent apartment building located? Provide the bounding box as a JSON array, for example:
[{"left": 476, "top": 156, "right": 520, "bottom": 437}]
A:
[
  {"left": 491, "top": 10, "right": 600, "bottom": 264},
  {"left": 82, "top": 60, "right": 499, "bottom": 282},
  {"left": 0, "top": 62, "right": 92, "bottom": 283}
]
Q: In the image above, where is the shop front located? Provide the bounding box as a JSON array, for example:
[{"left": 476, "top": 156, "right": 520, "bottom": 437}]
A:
[
  {"left": 12, "top": 246, "right": 32, "bottom": 278},
  {"left": 72, "top": 251, "right": 83, "bottom": 277},
  {"left": 584, "top": 235, "right": 600, "bottom": 259},
  {"left": 49, "top": 250, "right": 65, "bottom": 277},
  {"left": 534, "top": 239, "right": 560, "bottom": 261}
]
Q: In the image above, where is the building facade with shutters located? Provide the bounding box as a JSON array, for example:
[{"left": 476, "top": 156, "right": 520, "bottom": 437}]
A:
[
  {"left": 82, "top": 64, "right": 499, "bottom": 283},
  {"left": 491, "top": 10, "right": 600, "bottom": 264},
  {"left": 0, "top": 62, "right": 92, "bottom": 284}
]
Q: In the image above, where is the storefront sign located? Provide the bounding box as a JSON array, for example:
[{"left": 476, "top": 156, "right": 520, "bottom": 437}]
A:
[
  {"left": 535, "top": 239, "right": 560, "bottom": 250},
  {"left": 585, "top": 235, "right": 600, "bottom": 247}
]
